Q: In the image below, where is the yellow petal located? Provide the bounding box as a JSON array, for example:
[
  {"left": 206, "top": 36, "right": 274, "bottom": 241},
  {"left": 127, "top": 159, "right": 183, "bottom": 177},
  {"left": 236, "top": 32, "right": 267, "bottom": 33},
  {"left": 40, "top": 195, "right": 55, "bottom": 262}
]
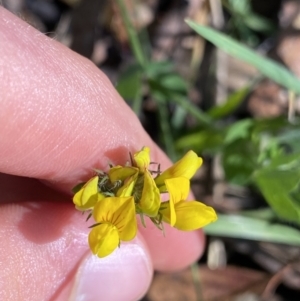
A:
[
  {"left": 73, "top": 176, "right": 104, "bottom": 210},
  {"left": 155, "top": 151, "right": 203, "bottom": 191},
  {"left": 88, "top": 223, "right": 119, "bottom": 257},
  {"left": 165, "top": 177, "right": 190, "bottom": 204},
  {"left": 138, "top": 170, "right": 161, "bottom": 217},
  {"left": 133, "top": 146, "right": 151, "bottom": 171},
  {"left": 159, "top": 201, "right": 175, "bottom": 225},
  {"left": 174, "top": 201, "right": 217, "bottom": 231},
  {"left": 116, "top": 173, "right": 138, "bottom": 197},
  {"left": 93, "top": 196, "right": 137, "bottom": 241},
  {"left": 161, "top": 177, "right": 189, "bottom": 226},
  {"left": 109, "top": 166, "right": 138, "bottom": 183}
]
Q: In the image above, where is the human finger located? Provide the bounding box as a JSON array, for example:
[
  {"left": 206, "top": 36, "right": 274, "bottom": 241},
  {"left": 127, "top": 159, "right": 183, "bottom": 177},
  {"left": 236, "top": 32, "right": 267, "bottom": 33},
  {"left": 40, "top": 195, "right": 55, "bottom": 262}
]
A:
[
  {"left": 0, "top": 173, "right": 153, "bottom": 301},
  {"left": 0, "top": 7, "right": 205, "bottom": 274}
]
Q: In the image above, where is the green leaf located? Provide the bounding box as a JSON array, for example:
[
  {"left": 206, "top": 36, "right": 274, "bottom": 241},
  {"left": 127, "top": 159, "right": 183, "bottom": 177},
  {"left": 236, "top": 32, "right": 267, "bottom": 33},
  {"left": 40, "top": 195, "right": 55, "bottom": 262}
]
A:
[
  {"left": 150, "top": 88, "right": 177, "bottom": 160},
  {"left": 224, "top": 119, "right": 253, "bottom": 144},
  {"left": 244, "top": 14, "right": 275, "bottom": 33},
  {"left": 252, "top": 117, "right": 290, "bottom": 135},
  {"left": 290, "top": 182, "right": 300, "bottom": 207},
  {"left": 276, "top": 127, "right": 300, "bottom": 153},
  {"left": 146, "top": 62, "right": 188, "bottom": 94},
  {"left": 175, "top": 129, "right": 224, "bottom": 153},
  {"left": 240, "top": 208, "right": 276, "bottom": 220},
  {"left": 145, "top": 61, "right": 174, "bottom": 77},
  {"left": 158, "top": 74, "right": 187, "bottom": 94},
  {"left": 116, "top": 64, "right": 142, "bottom": 100},
  {"left": 223, "top": 138, "right": 257, "bottom": 185},
  {"left": 204, "top": 213, "right": 300, "bottom": 245},
  {"left": 266, "top": 151, "right": 300, "bottom": 169},
  {"left": 228, "top": 0, "right": 250, "bottom": 14},
  {"left": 171, "top": 94, "right": 212, "bottom": 125},
  {"left": 185, "top": 20, "right": 300, "bottom": 94},
  {"left": 149, "top": 78, "right": 212, "bottom": 125},
  {"left": 116, "top": 0, "right": 147, "bottom": 68},
  {"left": 253, "top": 157, "right": 300, "bottom": 224},
  {"left": 171, "top": 105, "right": 187, "bottom": 129},
  {"left": 208, "top": 87, "right": 249, "bottom": 119}
]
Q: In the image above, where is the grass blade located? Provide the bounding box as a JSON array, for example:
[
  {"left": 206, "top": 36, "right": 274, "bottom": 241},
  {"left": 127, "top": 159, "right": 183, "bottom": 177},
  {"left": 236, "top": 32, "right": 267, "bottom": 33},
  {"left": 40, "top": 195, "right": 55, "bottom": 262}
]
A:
[
  {"left": 186, "top": 19, "right": 300, "bottom": 94},
  {"left": 204, "top": 214, "right": 300, "bottom": 245}
]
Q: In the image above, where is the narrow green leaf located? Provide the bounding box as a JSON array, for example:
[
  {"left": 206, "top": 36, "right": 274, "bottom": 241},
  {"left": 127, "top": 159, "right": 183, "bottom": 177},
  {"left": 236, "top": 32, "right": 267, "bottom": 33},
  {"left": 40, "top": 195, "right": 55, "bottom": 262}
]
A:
[
  {"left": 244, "top": 14, "right": 275, "bottom": 33},
  {"left": 176, "top": 129, "right": 224, "bottom": 153},
  {"left": 208, "top": 87, "right": 249, "bottom": 119},
  {"left": 116, "top": 0, "right": 147, "bottom": 68},
  {"left": 149, "top": 78, "right": 212, "bottom": 125},
  {"left": 171, "top": 105, "right": 187, "bottom": 129},
  {"left": 240, "top": 208, "right": 276, "bottom": 220},
  {"left": 185, "top": 19, "right": 300, "bottom": 94},
  {"left": 204, "top": 214, "right": 300, "bottom": 245},
  {"left": 171, "top": 94, "right": 212, "bottom": 125},
  {"left": 151, "top": 90, "right": 177, "bottom": 161}
]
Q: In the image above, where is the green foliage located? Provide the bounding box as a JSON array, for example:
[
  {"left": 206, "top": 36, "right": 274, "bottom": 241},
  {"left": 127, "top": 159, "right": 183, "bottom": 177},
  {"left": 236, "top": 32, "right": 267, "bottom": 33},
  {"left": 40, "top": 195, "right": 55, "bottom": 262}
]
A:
[
  {"left": 176, "top": 128, "right": 224, "bottom": 154},
  {"left": 223, "top": 0, "right": 275, "bottom": 46},
  {"left": 223, "top": 118, "right": 300, "bottom": 222},
  {"left": 204, "top": 212, "right": 300, "bottom": 245},
  {"left": 208, "top": 87, "right": 250, "bottom": 119},
  {"left": 116, "top": 1, "right": 300, "bottom": 240},
  {"left": 185, "top": 20, "right": 300, "bottom": 94},
  {"left": 254, "top": 152, "right": 300, "bottom": 223},
  {"left": 116, "top": 64, "right": 142, "bottom": 101},
  {"left": 184, "top": 20, "right": 300, "bottom": 227}
]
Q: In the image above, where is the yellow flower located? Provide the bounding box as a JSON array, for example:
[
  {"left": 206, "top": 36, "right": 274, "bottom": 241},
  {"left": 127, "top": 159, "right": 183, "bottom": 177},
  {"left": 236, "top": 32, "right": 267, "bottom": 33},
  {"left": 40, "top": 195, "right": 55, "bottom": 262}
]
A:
[
  {"left": 160, "top": 177, "right": 217, "bottom": 230},
  {"left": 135, "top": 169, "right": 161, "bottom": 217},
  {"left": 109, "top": 148, "right": 160, "bottom": 217},
  {"left": 133, "top": 147, "right": 161, "bottom": 216},
  {"left": 133, "top": 146, "right": 151, "bottom": 172},
  {"left": 108, "top": 166, "right": 138, "bottom": 197},
  {"left": 73, "top": 176, "right": 105, "bottom": 210},
  {"left": 115, "top": 173, "right": 137, "bottom": 197},
  {"left": 115, "top": 168, "right": 160, "bottom": 217},
  {"left": 108, "top": 166, "right": 138, "bottom": 183},
  {"left": 72, "top": 146, "right": 219, "bottom": 258},
  {"left": 89, "top": 196, "right": 137, "bottom": 257},
  {"left": 155, "top": 151, "right": 203, "bottom": 192}
]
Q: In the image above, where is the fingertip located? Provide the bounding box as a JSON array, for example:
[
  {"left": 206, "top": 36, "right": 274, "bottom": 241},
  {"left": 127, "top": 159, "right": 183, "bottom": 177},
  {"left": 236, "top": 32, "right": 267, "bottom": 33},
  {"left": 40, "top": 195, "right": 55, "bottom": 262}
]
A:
[
  {"left": 0, "top": 199, "right": 153, "bottom": 301},
  {"left": 68, "top": 235, "right": 153, "bottom": 301}
]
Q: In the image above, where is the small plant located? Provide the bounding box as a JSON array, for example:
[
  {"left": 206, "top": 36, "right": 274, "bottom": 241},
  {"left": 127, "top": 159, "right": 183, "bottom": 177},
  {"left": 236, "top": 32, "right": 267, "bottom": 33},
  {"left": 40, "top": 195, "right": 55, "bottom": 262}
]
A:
[{"left": 73, "top": 147, "right": 217, "bottom": 257}]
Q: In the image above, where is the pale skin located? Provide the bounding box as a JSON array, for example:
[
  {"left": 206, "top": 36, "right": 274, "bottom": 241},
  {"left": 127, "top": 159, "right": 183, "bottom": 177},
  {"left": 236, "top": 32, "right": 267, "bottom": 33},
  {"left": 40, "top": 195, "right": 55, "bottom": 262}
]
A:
[{"left": 0, "top": 7, "right": 205, "bottom": 301}]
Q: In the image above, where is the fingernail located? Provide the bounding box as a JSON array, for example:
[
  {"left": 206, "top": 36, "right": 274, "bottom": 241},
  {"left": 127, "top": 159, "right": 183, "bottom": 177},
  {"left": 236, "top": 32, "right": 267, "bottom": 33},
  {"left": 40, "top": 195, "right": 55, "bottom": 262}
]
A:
[{"left": 69, "top": 237, "right": 152, "bottom": 301}]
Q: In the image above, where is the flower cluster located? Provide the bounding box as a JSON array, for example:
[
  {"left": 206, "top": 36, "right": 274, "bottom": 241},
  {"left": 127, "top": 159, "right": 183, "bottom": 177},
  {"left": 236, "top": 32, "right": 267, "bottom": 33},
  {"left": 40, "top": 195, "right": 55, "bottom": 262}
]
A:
[{"left": 73, "top": 147, "right": 217, "bottom": 258}]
